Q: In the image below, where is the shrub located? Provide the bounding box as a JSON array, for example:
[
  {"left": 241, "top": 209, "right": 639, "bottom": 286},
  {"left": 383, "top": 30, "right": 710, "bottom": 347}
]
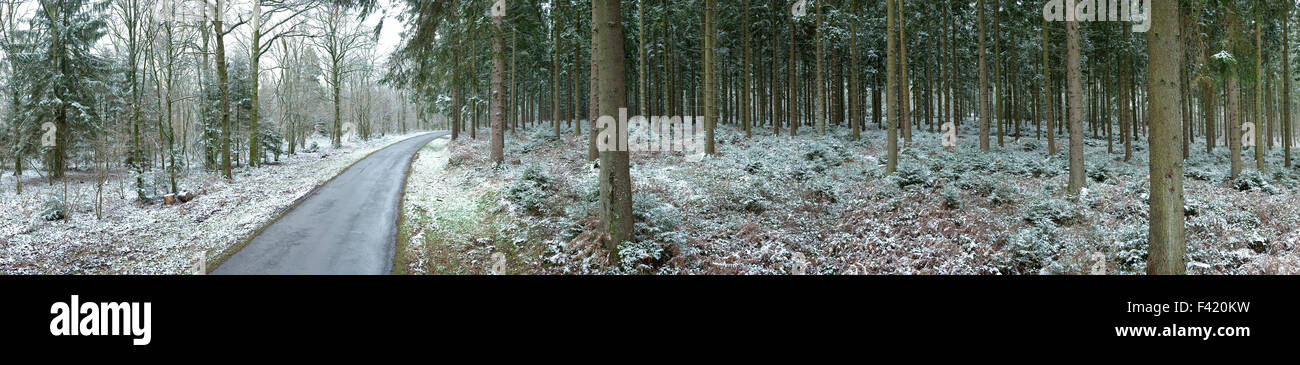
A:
[
  {"left": 1231, "top": 170, "right": 1277, "bottom": 194},
  {"left": 1185, "top": 167, "right": 1219, "bottom": 182},
  {"left": 41, "top": 197, "right": 66, "bottom": 221},
  {"left": 942, "top": 188, "right": 962, "bottom": 210},
  {"left": 519, "top": 127, "right": 560, "bottom": 153},
  {"left": 1024, "top": 198, "right": 1081, "bottom": 227},
  {"left": 1111, "top": 225, "right": 1148, "bottom": 272},
  {"left": 1088, "top": 164, "right": 1110, "bottom": 183},
  {"left": 802, "top": 178, "right": 839, "bottom": 204},
  {"left": 1019, "top": 139, "right": 1043, "bottom": 152},
  {"left": 889, "top": 160, "right": 930, "bottom": 189},
  {"left": 797, "top": 141, "right": 851, "bottom": 177},
  {"left": 616, "top": 240, "right": 668, "bottom": 273},
  {"left": 303, "top": 141, "right": 320, "bottom": 153},
  {"left": 989, "top": 182, "right": 1018, "bottom": 207},
  {"left": 506, "top": 166, "right": 552, "bottom": 215},
  {"left": 632, "top": 193, "right": 682, "bottom": 241},
  {"left": 1005, "top": 225, "right": 1058, "bottom": 273}
]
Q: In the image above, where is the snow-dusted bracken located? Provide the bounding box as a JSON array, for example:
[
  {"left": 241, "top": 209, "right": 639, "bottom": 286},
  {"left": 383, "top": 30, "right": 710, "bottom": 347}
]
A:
[
  {"left": 400, "top": 122, "right": 1300, "bottom": 275},
  {"left": 0, "top": 133, "right": 427, "bottom": 274}
]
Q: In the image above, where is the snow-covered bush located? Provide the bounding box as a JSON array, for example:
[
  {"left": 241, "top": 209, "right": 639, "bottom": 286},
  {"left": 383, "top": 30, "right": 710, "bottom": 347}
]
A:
[
  {"left": 1231, "top": 170, "right": 1277, "bottom": 194},
  {"left": 1185, "top": 166, "right": 1222, "bottom": 182},
  {"left": 1088, "top": 163, "right": 1111, "bottom": 183},
  {"left": 41, "top": 197, "right": 66, "bottom": 221},
  {"left": 260, "top": 128, "right": 284, "bottom": 161},
  {"left": 632, "top": 193, "right": 682, "bottom": 242},
  {"left": 1024, "top": 198, "right": 1081, "bottom": 227},
  {"left": 518, "top": 127, "right": 559, "bottom": 154},
  {"left": 942, "top": 187, "right": 962, "bottom": 210},
  {"left": 988, "top": 180, "right": 1019, "bottom": 207},
  {"left": 802, "top": 177, "right": 840, "bottom": 204},
  {"left": 794, "top": 139, "right": 851, "bottom": 179},
  {"left": 303, "top": 141, "right": 320, "bottom": 153},
  {"left": 1004, "top": 225, "right": 1058, "bottom": 273},
  {"left": 889, "top": 160, "right": 930, "bottom": 189},
  {"left": 1111, "top": 225, "right": 1148, "bottom": 272},
  {"left": 506, "top": 165, "right": 552, "bottom": 215},
  {"left": 616, "top": 240, "right": 667, "bottom": 273}
]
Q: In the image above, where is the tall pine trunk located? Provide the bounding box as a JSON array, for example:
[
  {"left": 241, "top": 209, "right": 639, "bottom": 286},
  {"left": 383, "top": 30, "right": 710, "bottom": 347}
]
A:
[
  {"left": 594, "top": 0, "right": 633, "bottom": 251},
  {"left": 977, "top": 0, "right": 990, "bottom": 152},
  {"left": 1147, "top": 0, "right": 1187, "bottom": 275},
  {"left": 1066, "top": 18, "right": 1084, "bottom": 196}
]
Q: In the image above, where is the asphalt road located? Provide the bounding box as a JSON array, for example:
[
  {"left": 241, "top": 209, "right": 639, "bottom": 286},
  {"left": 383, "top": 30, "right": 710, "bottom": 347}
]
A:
[{"left": 214, "top": 132, "right": 448, "bottom": 275}]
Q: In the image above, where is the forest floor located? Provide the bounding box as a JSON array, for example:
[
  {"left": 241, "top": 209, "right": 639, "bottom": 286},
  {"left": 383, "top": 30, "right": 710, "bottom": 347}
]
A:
[
  {"left": 0, "top": 133, "right": 426, "bottom": 274},
  {"left": 398, "top": 120, "right": 1300, "bottom": 275}
]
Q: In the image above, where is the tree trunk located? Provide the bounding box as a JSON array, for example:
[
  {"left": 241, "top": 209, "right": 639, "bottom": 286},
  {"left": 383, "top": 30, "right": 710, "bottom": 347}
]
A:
[
  {"left": 1066, "top": 19, "right": 1084, "bottom": 196},
  {"left": 594, "top": 0, "right": 633, "bottom": 251},
  {"left": 741, "top": 0, "right": 751, "bottom": 138},
  {"left": 977, "top": 0, "right": 990, "bottom": 152},
  {"left": 885, "top": 0, "right": 899, "bottom": 175},
  {"left": 1146, "top": 0, "right": 1186, "bottom": 275},
  {"left": 1286, "top": 8, "right": 1293, "bottom": 168},
  {"left": 490, "top": 11, "right": 505, "bottom": 164},
  {"left": 1255, "top": 22, "right": 1265, "bottom": 171},
  {"left": 703, "top": 0, "right": 716, "bottom": 154},
  {"left": 897, "top": 0, "right": 910, "bottom": 144},
  {"left": 214, "top": 5, "right": 232, "bottom": 180},
  {"left": 1043, "top": 17, "right": 1055, "bottom": 156},
  {"left": 1228, "top": 14, "right": 1242, "bottom": 179}
]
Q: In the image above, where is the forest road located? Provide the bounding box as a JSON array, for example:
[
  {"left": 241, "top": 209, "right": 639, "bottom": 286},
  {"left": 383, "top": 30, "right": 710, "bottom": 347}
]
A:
[{"left": 213, "top": 132, "right": 449, "bottom": 275}]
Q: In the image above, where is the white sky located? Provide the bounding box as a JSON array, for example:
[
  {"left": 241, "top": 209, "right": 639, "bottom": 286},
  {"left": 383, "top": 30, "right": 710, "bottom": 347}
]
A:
[{"left": 367, "top": 0, "right": 405, "bottom": 62}]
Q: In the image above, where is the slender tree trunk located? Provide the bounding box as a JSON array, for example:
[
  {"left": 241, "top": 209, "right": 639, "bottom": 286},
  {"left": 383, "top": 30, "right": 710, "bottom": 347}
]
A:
[
  {"left": 1043, "top": 17, "right": 1056, "bottom": 156},
  {"left": 1228, "top": 13, "right": 1242, "bottom": 179},
  {"left": 741, "top": 0, "right": 751, "bottom": 138},
  {"left": 1285, "top": 9, "right": 1293, "bottom": 168},
  {"left": 214, "top": 4, "right": 232, "bottom": 180},
  {"left": 1066, "top": 18, "right": 1084, "bottom": 196},
  {"left": 553, "top": 2, "right": 561, "bottom": 139},
  {"left": 788, "top": 8, "right": 797, "bottom": 136},
  {"left": 703, "top": 0, "right": 716, "bottom": 154},
  {"left": 977, "top": 0, "right": 990, "bottom": 152},
  {"left": 885, "top": 0, "right": 899, "bottom": 175},
  {"left": 1255, "top": 22, "right": 1265, "bottom": 171},
  {"left": 897, "top": 0, "right": 910, "bottom": 144},
  {"left": 588, "top": 9, "right": 600, "bottom": 162},
  {"left": 1147, "top": 0, "right": 1186, "bottom": 275},
  {"left": 490, "top": 11, "right": 505, "bottom": 164}
]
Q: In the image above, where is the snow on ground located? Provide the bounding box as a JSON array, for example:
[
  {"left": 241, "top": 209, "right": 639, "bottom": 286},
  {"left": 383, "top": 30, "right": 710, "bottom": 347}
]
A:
[
  {"left": 399, "top": 121, "right": 1300, "bottom": 275},
  {"left": 0, "top": 133, "right": 428, "bottom": 274}
]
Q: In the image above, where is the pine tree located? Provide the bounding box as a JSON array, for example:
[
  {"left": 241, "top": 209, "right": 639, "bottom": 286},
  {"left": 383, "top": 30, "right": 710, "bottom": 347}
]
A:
[{"left": 22, "top": 0, "right": 110, "bottom": 182}]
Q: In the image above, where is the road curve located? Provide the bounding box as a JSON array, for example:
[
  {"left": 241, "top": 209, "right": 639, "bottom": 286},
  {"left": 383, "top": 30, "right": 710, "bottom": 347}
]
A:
[{"left": 214, "top": 132, "right": 449, "bottom": 275}]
